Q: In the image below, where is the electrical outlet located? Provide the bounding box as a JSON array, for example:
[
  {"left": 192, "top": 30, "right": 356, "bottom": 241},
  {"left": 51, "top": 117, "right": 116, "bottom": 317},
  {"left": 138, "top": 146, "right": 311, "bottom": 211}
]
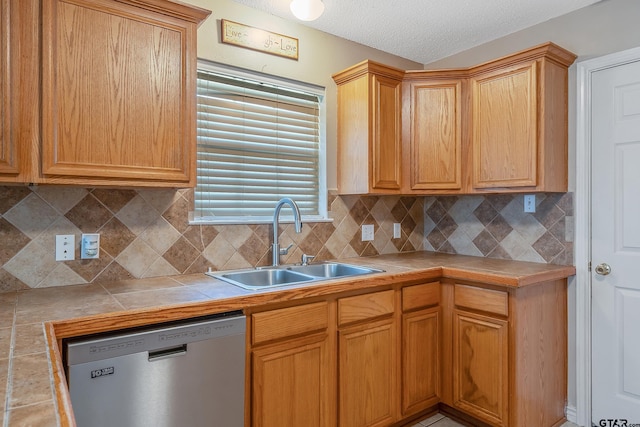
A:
[
  {"left": 55, "top": 235, "right": 75, "bottom": 261},
  {"left": 393, "top": 223, "right": 401, "bottom": 239},
  {"left": 524, "top": 194, "right": 536, "bottom": 213},
  {"left": 361, "top": 224, "right": 374, "bottom": 241}
]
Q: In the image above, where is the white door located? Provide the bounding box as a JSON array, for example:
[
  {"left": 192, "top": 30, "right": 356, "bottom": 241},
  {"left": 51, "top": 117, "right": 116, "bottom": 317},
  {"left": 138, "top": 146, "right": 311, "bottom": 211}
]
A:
[{"left": 591, "top": 58, "right": 640, "bottom": 423}]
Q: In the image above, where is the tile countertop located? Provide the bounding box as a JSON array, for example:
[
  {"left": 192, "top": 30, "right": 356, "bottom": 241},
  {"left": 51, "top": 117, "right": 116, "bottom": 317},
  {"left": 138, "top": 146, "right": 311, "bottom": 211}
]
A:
[{"left": 0, "top": 251, "right": 576, "bottom": 427}]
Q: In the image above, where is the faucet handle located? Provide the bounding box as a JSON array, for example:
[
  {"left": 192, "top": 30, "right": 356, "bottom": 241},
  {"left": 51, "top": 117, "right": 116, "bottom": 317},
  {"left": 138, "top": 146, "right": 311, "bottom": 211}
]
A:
[
  {"left": 279, "top": 243, "right": 294, "bottom": 256},
  {"left": 301, "top": 254, "right": 315, "bottom": 266}
]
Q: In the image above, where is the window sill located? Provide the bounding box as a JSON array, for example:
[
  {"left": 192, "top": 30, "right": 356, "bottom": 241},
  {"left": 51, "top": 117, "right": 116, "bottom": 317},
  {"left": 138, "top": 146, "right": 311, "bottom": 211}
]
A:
[{"left": 189, "top": 215, "right": 334, "bottom": 226}]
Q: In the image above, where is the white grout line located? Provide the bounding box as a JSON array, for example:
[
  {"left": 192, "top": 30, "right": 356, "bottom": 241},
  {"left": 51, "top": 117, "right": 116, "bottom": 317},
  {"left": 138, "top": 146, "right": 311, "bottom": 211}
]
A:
[
  {"left": 42, "top": 323, "right": 62, "bottom": 427},
  {"left": 419, "top": 413, "right": 446, "bottom": 426},
  {"left": 3, "top": 294, "right": 17, "bottom": 427}
]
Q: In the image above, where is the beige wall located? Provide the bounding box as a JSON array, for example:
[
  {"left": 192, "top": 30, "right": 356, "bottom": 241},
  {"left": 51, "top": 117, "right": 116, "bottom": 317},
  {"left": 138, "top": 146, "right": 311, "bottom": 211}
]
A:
[
  {"left": 424, "top": 0, "right": 640, "bottom": 69},
  {"left": 422, "top": 0, "right": 640, "bottom": 415},
  {"left": 186, "top": 0, "right": 422, "bottom": 191}
]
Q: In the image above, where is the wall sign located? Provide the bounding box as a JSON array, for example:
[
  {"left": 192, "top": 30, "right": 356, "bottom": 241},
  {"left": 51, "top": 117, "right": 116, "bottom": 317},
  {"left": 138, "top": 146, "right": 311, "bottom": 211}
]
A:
[{"left": 221, "top": 19, "right": 299, "bottom": 60}]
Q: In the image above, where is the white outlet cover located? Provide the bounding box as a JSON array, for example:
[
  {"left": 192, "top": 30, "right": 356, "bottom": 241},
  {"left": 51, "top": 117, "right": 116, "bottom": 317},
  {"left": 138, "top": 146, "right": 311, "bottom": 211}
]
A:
[
  {"left": 393, "top": 223, "right": 401, "bottom": 239},
  {"left": 55, "top": 235, "right": 75, "bottom": 261},
  {"left": 362, "top": 224, "right": 374, "bottom": 241},
  {"left": 524, "top": 194, "right": 536, "bottom": 213}
]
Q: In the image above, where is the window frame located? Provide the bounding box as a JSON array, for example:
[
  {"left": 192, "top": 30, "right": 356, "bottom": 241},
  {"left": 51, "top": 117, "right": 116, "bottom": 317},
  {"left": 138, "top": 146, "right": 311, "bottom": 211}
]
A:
[{"left": 190, "top": 60, "right": 329, "bottom": 225}]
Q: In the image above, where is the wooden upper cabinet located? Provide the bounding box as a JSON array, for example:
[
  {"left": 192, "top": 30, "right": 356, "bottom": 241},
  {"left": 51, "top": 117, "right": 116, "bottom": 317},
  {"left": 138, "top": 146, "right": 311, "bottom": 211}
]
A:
[
  {"left": 333, "top": 61, "right": 403, "bottom": 194},
  {"left": 471, "top": 62, "right": 537, "bottom": 189},
  {"left": 41, "top": 0, "right": 210, "bottom": 186},
  {"left": 403, "top": 77, "right": 462, "bottom": 192},
  {"left": 0, "top": 0, "right": 18, "bottom": 176},
  {"left": 334, "top": 42, "right": 575, "bottom": 195},
  {"left": 470, "top": 44, "right": 576, "bottom": 192}
]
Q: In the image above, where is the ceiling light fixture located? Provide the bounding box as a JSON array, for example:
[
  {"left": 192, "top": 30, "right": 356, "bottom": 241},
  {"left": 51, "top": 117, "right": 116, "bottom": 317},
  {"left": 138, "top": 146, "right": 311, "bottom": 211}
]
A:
[{"left": 290, "top": 0, "right": 325, "bottom": 21}]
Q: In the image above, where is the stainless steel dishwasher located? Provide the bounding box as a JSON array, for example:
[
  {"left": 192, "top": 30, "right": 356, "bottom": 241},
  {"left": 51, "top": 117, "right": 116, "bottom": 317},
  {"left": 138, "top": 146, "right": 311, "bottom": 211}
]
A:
[{"left": 65, "top": 312, "right": 246, "bottom": 427}]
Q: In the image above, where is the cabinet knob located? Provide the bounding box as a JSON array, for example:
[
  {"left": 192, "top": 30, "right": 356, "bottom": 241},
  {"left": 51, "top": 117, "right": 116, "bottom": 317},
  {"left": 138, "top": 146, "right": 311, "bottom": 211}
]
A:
[{"left": 594, "top": 263, "right": 612, "bottom": 276}]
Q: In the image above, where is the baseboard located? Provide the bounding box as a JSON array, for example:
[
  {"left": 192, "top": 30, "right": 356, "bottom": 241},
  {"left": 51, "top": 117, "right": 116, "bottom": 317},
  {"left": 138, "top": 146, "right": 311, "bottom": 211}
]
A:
[{"left": 566, "top": 404, "right": 578, "bottom": 424}]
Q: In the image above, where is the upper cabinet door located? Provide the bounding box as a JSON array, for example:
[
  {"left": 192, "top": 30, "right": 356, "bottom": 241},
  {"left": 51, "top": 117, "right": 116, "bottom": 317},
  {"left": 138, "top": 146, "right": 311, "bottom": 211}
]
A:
[
  {"left": 407, "top": 79, "right": 462, "bottom": 191},
  {"left": 333, "top": 61, "right": 404, "bottom": 194},
  {"left": 471, "top": 62, "right": 538, "bottom": 189},
  {"left": 0, "top": 0, "right": 18, "bottom": 176},
  {"left": 41, "top": 0, "right": 208, "bottom": 185},
  {"left": 371, "top": 74, "right": 402, "bottom": 191}
]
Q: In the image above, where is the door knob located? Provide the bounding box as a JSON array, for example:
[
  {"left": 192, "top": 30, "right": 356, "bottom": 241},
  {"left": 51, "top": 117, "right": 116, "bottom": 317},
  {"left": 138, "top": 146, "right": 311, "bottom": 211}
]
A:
[{"left": 595, "top": 263, "right": 612, "bottom": 276}]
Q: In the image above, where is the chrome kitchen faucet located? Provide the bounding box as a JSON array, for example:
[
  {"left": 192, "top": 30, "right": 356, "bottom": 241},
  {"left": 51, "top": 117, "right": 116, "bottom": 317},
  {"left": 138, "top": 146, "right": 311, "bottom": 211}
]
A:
[{"left": 272, "top": 198, "right": 302, "bottom": 266}]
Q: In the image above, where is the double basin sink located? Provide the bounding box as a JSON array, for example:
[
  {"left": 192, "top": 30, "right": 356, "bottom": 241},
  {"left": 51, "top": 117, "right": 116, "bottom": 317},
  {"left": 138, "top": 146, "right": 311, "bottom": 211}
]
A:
[{"left": 207, "top": 262, "right": 383, "bottom": 290}]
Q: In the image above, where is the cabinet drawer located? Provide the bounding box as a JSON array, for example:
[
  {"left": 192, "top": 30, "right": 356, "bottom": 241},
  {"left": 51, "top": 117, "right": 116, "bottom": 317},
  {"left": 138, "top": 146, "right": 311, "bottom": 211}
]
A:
[
  {"left": 338, "top": 290, "right": 395, "bottom": 326},
  {"left": 402, "top": 282, "right": 440, "bottom": 312},
  {"left": 252, "top": 302, "right": 328, "bottom": 345},
  {"left": 454, "top": 284, "right": 508, "bottom": 317}
]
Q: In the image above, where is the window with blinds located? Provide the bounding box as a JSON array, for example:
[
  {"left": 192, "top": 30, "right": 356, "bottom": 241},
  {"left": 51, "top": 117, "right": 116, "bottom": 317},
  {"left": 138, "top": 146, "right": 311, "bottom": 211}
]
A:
[{"left": 193, "top": 64, "right": 326, "bottom": 224}]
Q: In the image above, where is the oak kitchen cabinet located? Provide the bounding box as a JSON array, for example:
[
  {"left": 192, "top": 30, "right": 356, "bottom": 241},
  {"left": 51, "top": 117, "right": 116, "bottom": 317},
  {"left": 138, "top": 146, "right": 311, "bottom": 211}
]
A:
[
  {"left": 332, "top": 61, "right": 404, "bottom": 194},
  {"left": 401, "top": 281, "right": 441, "bottom": 417},
  {"left": 247, "top": 275, "right": 567, "bottom": 427},
  {"left": 450, "top": 284, "right": 510, "bottom": 426},
  {"left": 337, "top": 290, "right": 398, "bottom": 427},
  {"left": 250, "top": 301, "right": 336, "bottom": 427},
  {"left": 441, "top": 280, "right": 567, "bottom": 427},
  {"left": 401, "top": 75, "right": 464, "bottom": 193},
  {"left": 1, "top": 0, "right": 209, "bottom": 187},
  {"left": 248, "top": 283, "right": 442, "bottom": 427},
  {"left": 470, "top": 45, "right": 576, "bottom": 192},
  {"left": 335, "top": 42, "right": 576, "bottom": 195},
  {"left": 0, "top": 0, "right": 13, "bottom": 175}
]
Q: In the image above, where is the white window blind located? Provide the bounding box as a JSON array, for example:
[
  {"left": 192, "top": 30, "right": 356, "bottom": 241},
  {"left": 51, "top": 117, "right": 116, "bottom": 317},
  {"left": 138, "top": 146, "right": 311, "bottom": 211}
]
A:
[{"left": 193, "top": 65, "right": 326, "bottom": 223}]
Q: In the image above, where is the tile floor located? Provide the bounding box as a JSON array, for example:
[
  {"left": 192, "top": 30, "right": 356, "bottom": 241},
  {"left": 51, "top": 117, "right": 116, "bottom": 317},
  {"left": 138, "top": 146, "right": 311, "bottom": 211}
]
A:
[
  {"left": 411, "top": 413, "right": 464, "bottom": 426},
  {"left": 412, "top": 413, "right": 580, "bottom": 427}
]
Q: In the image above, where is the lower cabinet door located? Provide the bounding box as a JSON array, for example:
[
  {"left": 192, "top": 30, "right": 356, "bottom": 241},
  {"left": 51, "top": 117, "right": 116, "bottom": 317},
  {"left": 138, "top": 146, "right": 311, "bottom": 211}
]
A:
[
  {"left": 452, "top": 310, "right": 508, "bottom": 427},
  {"left": 252, "top": 333, "right": 333, "bottom": 427},
  {"left": 338, "top": 317, "right": 398, "bottom": 427},
  {"left": 402, "top": 307, "right": 440, "bottom": 416}
]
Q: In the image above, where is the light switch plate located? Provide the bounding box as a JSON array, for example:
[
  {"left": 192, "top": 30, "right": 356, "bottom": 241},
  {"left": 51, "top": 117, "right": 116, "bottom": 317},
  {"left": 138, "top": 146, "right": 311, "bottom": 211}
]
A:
[
  {"left": 55, "top": 235, "right": 75, "bottom": 261},
  {"left": 362, "top": 224, "right": 374, "bottom": 241}
]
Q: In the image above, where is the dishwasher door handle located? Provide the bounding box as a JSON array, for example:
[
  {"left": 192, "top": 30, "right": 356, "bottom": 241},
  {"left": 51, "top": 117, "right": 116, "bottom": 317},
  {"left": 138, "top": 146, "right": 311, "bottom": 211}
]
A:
[{"left": 148, "top": 344, "right": 187, "bottom": 362}]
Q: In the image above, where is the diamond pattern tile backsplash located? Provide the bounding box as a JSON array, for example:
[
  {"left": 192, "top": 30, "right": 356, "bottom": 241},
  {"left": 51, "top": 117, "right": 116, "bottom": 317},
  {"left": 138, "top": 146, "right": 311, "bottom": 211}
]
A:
[
  {"left": 423, "top": 193, "right": 573, "bottom": 265},
  {"left": 0, "top": 186, "right": 573, "bottom": 292}
]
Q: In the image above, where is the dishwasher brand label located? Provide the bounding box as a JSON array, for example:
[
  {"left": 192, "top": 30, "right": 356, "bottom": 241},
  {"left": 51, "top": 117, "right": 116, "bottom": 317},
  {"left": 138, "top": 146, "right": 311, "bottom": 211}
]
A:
[{"left": 90, "top": 367, "right": 114, "bottom": 379}]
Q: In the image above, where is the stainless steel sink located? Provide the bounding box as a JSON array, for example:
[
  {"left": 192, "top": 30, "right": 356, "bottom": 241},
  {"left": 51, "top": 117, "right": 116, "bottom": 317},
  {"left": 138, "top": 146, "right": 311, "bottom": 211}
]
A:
[
  {"left": 216, "top": 268, "right": 314, "bottom": 290},
  {"left": 207, "top": 262, "right": 383, "bottom": 290},
  {"left": 286, "top": 262, "right": 382, "bottom": 278}
]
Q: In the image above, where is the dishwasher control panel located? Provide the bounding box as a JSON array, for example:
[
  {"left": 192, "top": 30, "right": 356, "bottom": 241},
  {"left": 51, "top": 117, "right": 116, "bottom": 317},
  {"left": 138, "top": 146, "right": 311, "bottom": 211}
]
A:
[{"left": 66, "top": 311, "right": 245, "bottom": 365}]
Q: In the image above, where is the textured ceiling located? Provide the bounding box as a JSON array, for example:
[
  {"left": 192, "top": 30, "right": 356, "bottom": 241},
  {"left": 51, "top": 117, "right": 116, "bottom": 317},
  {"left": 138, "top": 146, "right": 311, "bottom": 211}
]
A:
[{"left": 231, "top": 0, "right": 601, "bottom": 64}]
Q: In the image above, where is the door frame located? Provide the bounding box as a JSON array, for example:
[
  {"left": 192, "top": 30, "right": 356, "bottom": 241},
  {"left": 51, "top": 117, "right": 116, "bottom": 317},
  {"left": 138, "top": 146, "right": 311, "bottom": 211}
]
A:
[{"left": 575, "top": 45, "right": 640, "bottom": 427}]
